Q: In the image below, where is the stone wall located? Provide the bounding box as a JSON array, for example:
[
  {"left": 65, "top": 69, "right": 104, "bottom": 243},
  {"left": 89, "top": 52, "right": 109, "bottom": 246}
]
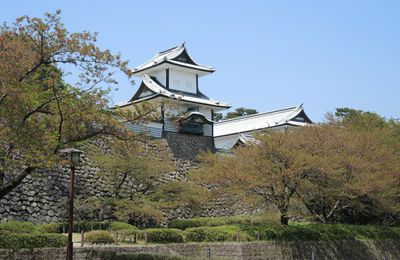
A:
[
  {"left": 1, "top": 240, "right": 399, "bottom": 260},
  {"left": 164, "top": 132, "right": 215, "bottom": 160},
  {"left": 0, "top": 137, "right": 239, "bottom": 224}
]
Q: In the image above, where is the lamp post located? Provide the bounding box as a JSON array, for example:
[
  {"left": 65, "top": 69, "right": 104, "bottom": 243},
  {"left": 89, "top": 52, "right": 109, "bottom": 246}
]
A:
[{"left": 60, "top": 148, "right": 82, "bottom": 260}]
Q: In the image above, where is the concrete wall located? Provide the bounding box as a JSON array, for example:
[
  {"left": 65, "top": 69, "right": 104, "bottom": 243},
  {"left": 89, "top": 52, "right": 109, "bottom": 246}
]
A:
[{"left": 1, "top": 240, "right": 399, "bottom": 260}]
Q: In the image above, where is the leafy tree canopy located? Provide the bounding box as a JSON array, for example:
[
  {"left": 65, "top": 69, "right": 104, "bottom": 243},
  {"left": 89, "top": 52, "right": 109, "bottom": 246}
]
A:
[
  {"left": 213, "top": 107, "right": 258, "bottom": 121},
  {"left": 0, "top": 11, "right": 155, "bottom": 199},
  {"left": 192, "top": 113, "right": 400, "bottom": 225},
  {"left": 225, "top": 107, "right": 258, "bottom": 120}
]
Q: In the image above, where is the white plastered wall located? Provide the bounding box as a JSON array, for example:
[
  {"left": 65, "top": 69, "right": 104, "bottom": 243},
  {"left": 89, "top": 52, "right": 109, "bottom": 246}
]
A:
[{"left": 169, "top": 70, "right": 196, "bottom": 94}]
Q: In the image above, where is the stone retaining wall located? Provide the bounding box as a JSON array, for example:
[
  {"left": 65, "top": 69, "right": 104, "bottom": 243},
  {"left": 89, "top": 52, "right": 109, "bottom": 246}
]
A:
[
  {"left": 0, "top": 240, "right": 399, "bottom": 260},
  {"left": 164, "top": 132, "right": 215, "bottom": 160},
  {"left": 0, "top": 138, "right": 242, "bottom": 224}
]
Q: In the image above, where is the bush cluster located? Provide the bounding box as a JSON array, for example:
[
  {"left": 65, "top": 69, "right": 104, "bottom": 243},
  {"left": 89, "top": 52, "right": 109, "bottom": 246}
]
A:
[
  {"left": 242, "top": 223, "right": 400, "bottom": 241},
  {"left": 185, "top": 225, "right": 252, "bottom": 242},
  {"left": 110, "top": 222, "right": 139, "bottom": 243},
  {"left": 110, "top": 222, "right": 137, "bottom": 231},
  {"left": 0, "top": 232, "right": 66, "bottom": 249},
  {"left": 60, "top": 221, "right": 113, "bottom": 233},
  {"left": 169, "top": 214, "right": 277, "bottom": 230},
  {"left": 145, "top": 228, "right": 184, "bottom": 243},
  {"left": 0, "top": 221, "right": 66, "bottom": 249},
  {"left": 85, "top": 230, "right": 115, "bottom": 244},
  {"left": 0, "top": 221, "right": 35, "bottom": 233},
  {"left": 1, "top": 219, "right": 399, "bottom": 247},
  {"left": 96, "top": 252, "right": 184, "bottom": 260},
  {"left": 35, "top": 223, "right": 62, "bottom": 233}
]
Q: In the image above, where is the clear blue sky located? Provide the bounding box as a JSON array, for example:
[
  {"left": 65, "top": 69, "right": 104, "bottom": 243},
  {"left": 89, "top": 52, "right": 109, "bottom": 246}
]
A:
[{"left": 2, "top": 0, "right": 399, "bottom": 121}]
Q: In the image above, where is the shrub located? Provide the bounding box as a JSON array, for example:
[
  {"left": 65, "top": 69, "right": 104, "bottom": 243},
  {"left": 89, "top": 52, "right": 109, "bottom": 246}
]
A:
[
  {"left": 110, "top": 222, "right": 139, "bottom": 243},
  {"left": 185, "top": 225, "right": 252, "bottom": 242},
  {"left": 35, "top": 223, "right": 62, "bottom": 233},
  {"left": 145, "top": 228, "right": 184, "bottom": 243},
  {"left": 242, "top": 223, "right": 400, "bottom": 241},
  {"left": 60, "top": 221, "right": 112, "bottom": 233},
  {"left": 110, "top": 222, "right": 137, "bottom": 231},
  {"left": 85, "top": 230, "right": 115, "bottom": 244},
  {"left": 95, "top": 252, "right": 184, "bottom": 260},
  {"left": 0, "top": 221, "right": 35, "bottom": 233},
  {"left": 169, "top": 217, "right": 231, "bottom": 230},
  {"left": 169, "top": 214, "right": 278, "bottom": 230},
  {"left": 0, "top": 232, "right": 66, "bottom": 249}
]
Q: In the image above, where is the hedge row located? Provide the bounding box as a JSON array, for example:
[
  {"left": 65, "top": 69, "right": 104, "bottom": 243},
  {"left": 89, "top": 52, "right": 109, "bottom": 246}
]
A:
[
  {"left": 243, "top": 224, "right": 400, "bottom": 241},
  {"left": 185, "top": 225, "right": 252, "bottom": 242},
  {"left": 0, "top": 221, "right": 138, "bottom": 234},
  {"left": 85, "top": 230, "right": 115, "bottom": 244},
  {"left": 142, "top": 224, "right": 400, "bottom": 243},
  {"left": 0, "top": 231, "right": 67, "bottom": 249},
  {"left": 169, "top": 214, "right": 277, "bottom": 230},
  {"left": 145, "top": 228, "right": 184, "bottom": 243},
  {"left": 0, "top": 221, "right": 36, "bottom": 233}
]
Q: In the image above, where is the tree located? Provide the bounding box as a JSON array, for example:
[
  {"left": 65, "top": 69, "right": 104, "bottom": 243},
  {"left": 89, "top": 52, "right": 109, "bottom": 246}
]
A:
[
  {"left": 319, "top": 108, "right": 400, "bottom": 224},
  {"left": 213, "top": 112, "right": 223, "bottom": 122},
  {"left": 224, "top": 107, "right": 258, "bottom": 120},
  {"left": 192, "top": 129, "right": 315, "bottom": 225},
  {"left": 90, "top": 138, "right": 173, "bottom": 197},
  {"left": 0, "top": 11, "right": 151, "bottom": 199},
  {"left": 327, "top": 107, "right": 388, "bottom": 131},
  {"left": 192, "top": 124, "right": 400, "bottom": 225}
]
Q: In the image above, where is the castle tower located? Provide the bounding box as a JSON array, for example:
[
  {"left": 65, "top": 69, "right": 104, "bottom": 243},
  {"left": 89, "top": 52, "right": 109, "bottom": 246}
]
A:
[{"left": 115, "top": 43, "right": 230, "bottom": 158}]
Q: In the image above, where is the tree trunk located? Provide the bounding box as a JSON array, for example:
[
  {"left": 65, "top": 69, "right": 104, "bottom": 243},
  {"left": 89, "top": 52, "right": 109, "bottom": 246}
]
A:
[
  {"left": 280, "top": 213, "right": 289, "bottom": 225},
  {"left": 0, "top": 167, "right": 34, "bottom": 200}
]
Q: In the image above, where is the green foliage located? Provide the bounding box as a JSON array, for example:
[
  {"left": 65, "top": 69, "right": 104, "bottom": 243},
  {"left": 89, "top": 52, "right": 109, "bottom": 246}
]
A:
[
  {"left": 110, "top": 222, "right": 139, "bottom": 243},
  {"left": 60, "top": 221, "right": 112, "bottom": 233},
  {"left": 96, "top": 252, "right": 184, "bottom": 260},
  {"left": 0, "top": 232, "right": 66, "bottom": 249},
  {"left": 35, "top": 223, "right": 62, "bottom": 233},
  {"left": 0, "top": 221, "right": 35, "bottom": 233},
  {"left": 224, "top": 107, "right": 258, "bottom": 120},
  {"left": 90, "top": 138, "right": 174, "bottom": 197},
  {"left": 332, "top": 107, "right": 388, "bottom": 131},
  {"left": 242, "top": 223, "right": 400, "bottom": 241},
  {"left": 0, "top": 10, "right": 136, "bottom": 199},
  {"left": 169, "top": 214, "right": 278, "bottom": 230},
  {"left": 110, "top": 222, "right": 137, "bottom": 231},
  {"left": 145, "top": 228, "right": 184, "bottom": 243},
  {"left": 213, "top": 112, "right": 223, "bottom": 122},
  {"left": 185, "top": 225, "right": 252, "bottom": 242},
  {"left": 193, "top": 120, "right": 400, "bottom": 225},
  {"left": 154, "top": 181, "right": 208, "bottom": 212},
  {"left": 85, "top": 230, "right": 115, "bottom": 244},
  {"left": 113, "top": 199, "right": 165, "bottom": 227}
]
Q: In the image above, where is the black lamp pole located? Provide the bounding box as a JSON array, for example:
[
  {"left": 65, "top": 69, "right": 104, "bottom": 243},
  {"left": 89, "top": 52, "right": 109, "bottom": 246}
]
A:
[
  {"left": 66, "top": 163, "right": 75, "bottom": 260},
  {"left": 61, "top": 148, "right": 82, "bottom": 260}
]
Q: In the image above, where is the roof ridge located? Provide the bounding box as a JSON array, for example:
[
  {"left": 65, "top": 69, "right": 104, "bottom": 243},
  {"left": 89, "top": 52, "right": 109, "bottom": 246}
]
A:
[
  {"left": 215, "top": 106, "right": 301, "bottom": 124},
  {"left": 158, "top": 44, "right": 182, "bottom": 55}
]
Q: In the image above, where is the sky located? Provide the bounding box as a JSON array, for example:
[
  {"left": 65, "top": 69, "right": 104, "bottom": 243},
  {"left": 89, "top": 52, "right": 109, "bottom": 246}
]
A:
[{"left": 1, "top": 0, "right": 399, "bottom": 122}]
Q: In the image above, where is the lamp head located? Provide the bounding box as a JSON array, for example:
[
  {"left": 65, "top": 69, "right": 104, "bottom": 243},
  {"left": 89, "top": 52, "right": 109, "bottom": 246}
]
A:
[{"left": 60, "top": 148, "right": 83, "bottom": 166}]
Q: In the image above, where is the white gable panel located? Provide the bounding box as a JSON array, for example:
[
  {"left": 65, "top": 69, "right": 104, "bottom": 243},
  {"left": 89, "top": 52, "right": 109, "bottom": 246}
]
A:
[
  {"left": 169, "top": 70, "right": 196, "bottom": 94},
  {"left": 152, "top": 70, "right": 166, "bottom": 86}
]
